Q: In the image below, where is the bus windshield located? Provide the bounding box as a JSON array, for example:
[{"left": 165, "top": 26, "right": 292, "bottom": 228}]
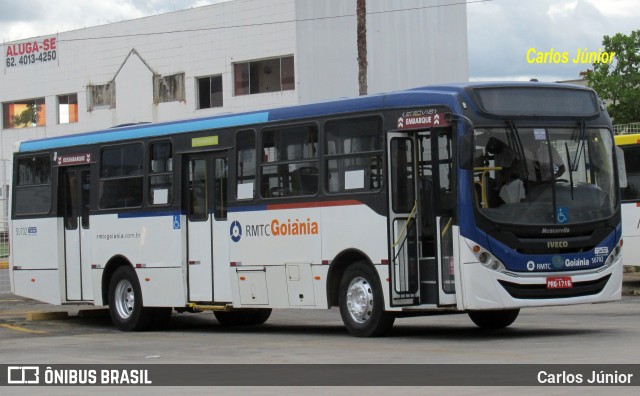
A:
[{"left": 472, "top": 125, "right": 616, "bottom": 225}]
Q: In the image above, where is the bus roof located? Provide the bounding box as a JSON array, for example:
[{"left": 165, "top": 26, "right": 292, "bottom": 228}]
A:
[
  {"left": 17, "top": 82, "right": 594, "bottom": 153},
  {"left": 615, "top": 133, "right": 640, "bottom": 146}
]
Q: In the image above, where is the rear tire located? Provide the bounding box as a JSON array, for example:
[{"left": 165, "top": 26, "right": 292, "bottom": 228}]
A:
[
  {"left": 214, "top": 309, "right": 272, "bottom": 326},
  {"left": 108, "top": 266, "right": 155, "bottom": 331},
  {"left": 339, "top": 262, "right": 395, "bottom": 337},
  {"left": 468, "top": 309, "right": 520, "bottom": 329}
]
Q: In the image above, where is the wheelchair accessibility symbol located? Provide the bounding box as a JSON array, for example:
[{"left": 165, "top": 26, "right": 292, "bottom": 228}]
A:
[
  {"left": 173, "top": 215, "right": 181, "bottom": 229},
  {"left": 556, "top": 207, "right": 568, "bottom": 224}
]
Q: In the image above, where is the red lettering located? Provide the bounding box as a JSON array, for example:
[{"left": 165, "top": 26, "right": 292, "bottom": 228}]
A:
[
  {"left": 50, "top": 37, "right": 57, "bottom": 50},
  {"left": 6, "top": 46, "right": 13, "bottom": 56}
]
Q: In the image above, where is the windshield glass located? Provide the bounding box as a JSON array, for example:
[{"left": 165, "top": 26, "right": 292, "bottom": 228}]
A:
[{"left": 471, "top": 126, "right": 616, "bottom": 225}]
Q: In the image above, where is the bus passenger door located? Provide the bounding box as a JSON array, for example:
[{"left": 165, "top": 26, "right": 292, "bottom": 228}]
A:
[
  {"left": 61, "top": 166, "right": 93, "bottom": 301},
  {"left": 418, "top": 130, "right": 457, "bottom": 306},
  {"left": 387, "top": 133, "right": 420, "bottom": 306},
  {"left": 184, "top": 153, "right": 229, "bottom": 303}
]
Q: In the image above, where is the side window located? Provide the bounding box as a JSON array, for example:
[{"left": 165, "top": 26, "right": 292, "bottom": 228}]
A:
[
  {"left": 261, "top": 125, "right": 318, "bottom": 198},
  {"left": 99, "top": 143, "right": 143, "bottom": 209},
  {"left": 325, "top": 116, "right": 383, "bottom": 193},
  {"left": 148, "top": 141, "right": 173, "bottom": 206},
  {"left": 14, "top": 155, "right": 52, "bottom": 215},
  {"left": 622, "top": 146, "right": 640, "bottom": 202},
  {"left": 236, "top": 130, "right": 256, "bottom": 200},
  {"left": 148, "top": 142, "right": 173, "bottom": 205}
]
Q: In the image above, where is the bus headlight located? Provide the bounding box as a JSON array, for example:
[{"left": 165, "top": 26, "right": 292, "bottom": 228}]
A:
[
  {"left": 604, "top": 240, "right": 623, "bottom": 268},
  {"left": 472, "top": 245, "right": 505, "bottom": 272}
]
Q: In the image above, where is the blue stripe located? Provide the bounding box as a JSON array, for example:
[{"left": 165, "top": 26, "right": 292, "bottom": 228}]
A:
[
  {"left": 19, "top": 112, "right": 270, "bottom": 152},
  {"left": 228, "top": 205, "right": 268, "bottom": 213}
]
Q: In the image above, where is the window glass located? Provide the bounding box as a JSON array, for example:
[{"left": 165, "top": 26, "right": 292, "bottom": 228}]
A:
[
  {"left": 261, "top": 125, "right": 318, "bottom": 197},
  {"left": 621, "top": 146, "right": 640, "bottom": 202},
  {"left": 58, "top": 94, "right": 78, "bottom": 124},
  {"left": 149, "top": 142, "right": 173, "bottom": 206},
  {"left": 325, "top": 116, "right": 383, "bottom": 193},
  {"left": 99, "top": 144, "right": 143, "bottom": 209},
  {"left": 14, "top": 155, "right": 51, "bottom": 215},
  {"left": 236, "top": 130, "right": 256, "bottom": 200},
  {"left": 3, "top": 98, "right": 46, "bottom": 128},
  {"left": 234, "top": 55, "right": 295, "bottom": 96},
  {"left": 197, "top": 75, "right": 223, "bottom": 109}
]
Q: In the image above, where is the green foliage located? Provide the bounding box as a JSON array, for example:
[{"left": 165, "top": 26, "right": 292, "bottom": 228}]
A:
[
  {"left": 12, "top": 104, "right": 40, "bottom": 127},
  {"left": 584, "top": 30, "right": 640, "bottom": 124}
]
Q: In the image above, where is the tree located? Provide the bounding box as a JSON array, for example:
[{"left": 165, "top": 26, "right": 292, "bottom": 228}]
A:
[
  {"left": 12, "top": 104, "right": 40, "bottom": 127},
  {"left": 584, "top": 30, "right": 640, "bottom": 125},
  {"left": 357, "top": 0, "right": 367, "bottom": 96}
]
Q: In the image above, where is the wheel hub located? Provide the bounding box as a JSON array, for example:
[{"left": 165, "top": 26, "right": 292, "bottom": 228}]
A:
[
  {"left": 114, "top": 279, "right": 135, "bottom": 319},
  {"left": 346, "top": 277, "right": 373, "bottom": 323}
]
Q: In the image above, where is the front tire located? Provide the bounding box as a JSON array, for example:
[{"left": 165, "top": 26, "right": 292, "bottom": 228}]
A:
[
  {"left": 339, "top": 262, "right": 394, "bottom": 337},
  {"left": 108, "top": 266, "right": 155, "bottom": 331},
  {"left": 468, "top": 309, "right": 520, "bottom": 329}
]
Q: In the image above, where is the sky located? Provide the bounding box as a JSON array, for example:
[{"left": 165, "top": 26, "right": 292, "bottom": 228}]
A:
[{"left": 0, "top": 0, "right": 638, "bottom": 82}]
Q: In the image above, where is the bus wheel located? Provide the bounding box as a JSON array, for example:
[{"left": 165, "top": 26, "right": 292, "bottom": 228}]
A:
[
  {"left": 214, "top": 309, "right": 272, "bottom": 326},
  {"left": 108, "top": 266, "right": 154, "bottom": 331},
  {"left": 339, "top": 262, "right": 395, "bottom": 337},
  {"left": 468, "top": 309, "right": 520, "bottom": 329}
]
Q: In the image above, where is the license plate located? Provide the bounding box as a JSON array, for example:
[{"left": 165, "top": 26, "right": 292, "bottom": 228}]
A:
[{"left": 546, "top": 277, "right": 573, "bottom": 289}]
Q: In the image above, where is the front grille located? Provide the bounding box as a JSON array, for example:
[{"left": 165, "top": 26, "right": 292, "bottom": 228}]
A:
[{"left": 497, "top": 274, "right": 611, "bottom": 299}]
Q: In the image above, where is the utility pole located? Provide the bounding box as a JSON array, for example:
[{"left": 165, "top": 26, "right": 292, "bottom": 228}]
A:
[{"left": 357, "top": 0, "right": 367, "bottom": 96}]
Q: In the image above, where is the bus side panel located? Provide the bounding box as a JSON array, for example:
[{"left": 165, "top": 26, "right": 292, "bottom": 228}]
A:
[
  {"left": 91, "top": 214, "right": 186, "bottom": 306},
  {"left": 228, "top": 207, "right": 322, "bottom": 308},
  {"left": 621, "top": 203, "right": 640, "bottom": 266},
  {"left": 137, "top": 267, "right": 189, "bottom": 307},
  {"left": 321, "top": 204, "right": 390, "bottom": 305},
  {"left": 12, "top": 270, "right": 62, "bottom": 305},
  {"left": 11, "top": 218, "right": 63, "bottom": 304}
]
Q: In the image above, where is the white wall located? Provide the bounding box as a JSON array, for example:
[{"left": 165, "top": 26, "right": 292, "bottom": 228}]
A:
[{"left": 1, "top": 0, "right": 468, "bottom": 164}]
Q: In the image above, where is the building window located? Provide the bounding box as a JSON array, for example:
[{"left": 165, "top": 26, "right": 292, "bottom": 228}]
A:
[
  {"left": 154, "top": 73, "right": 185, "bottom": 103},
  {"left": 87, "top": 82, "right": 115, "bottom": 111},
  {"left": 58, "top": 94, "right": 78, "bottom": 124},
  {"left": 325, "top": 116, "right": 384, "bottom": 193},
  {"left": 99, "top": 143, "right": 143, "bottom": 209},
  {"left": 261, "top": 124, "right": 318, "bottom": 198},
  {"left": 14, "top": 155, "right": 51, "bottom": 215},
  {"left": 234, "top": 55, "right": 295, "bottom": 96},
  {"left": 3, "top": 98, "right": 46, "bottom": 129},
  {"left": 148, "top": 141, "right": 173, "bottom": 206},
  {"left": 197, "top": 75, "right": 223, "bottom": 109}
]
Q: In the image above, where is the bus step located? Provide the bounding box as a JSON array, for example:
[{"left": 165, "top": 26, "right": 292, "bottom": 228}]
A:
[{"left": 187, "top": 303, "right": 233, "bottom": 312}]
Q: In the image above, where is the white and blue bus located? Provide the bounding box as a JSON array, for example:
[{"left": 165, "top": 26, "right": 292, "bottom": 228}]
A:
[
  {"left": 10, "top": 82, "right": 624, "bottom": 337},
  {"left": 615, "top": 133, "right": 640, "bottom": 267}
]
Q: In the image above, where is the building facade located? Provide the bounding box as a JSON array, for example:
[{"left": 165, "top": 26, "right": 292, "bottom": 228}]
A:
[{"left": 1, "top": 0, "right": 467, "bottom": 164}]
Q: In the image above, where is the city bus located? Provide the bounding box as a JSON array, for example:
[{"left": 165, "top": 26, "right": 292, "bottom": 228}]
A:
[
  {"left": 10, "top": 82, "right": 624, "bottom": 337},
  {"left": 615, "top": 133, "right": 640, "bottom": 266}
]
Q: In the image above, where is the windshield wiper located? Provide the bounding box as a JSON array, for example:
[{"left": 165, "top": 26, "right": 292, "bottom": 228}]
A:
[
  {"left": 565, "top": 142, "right": 574, "bottom": 200},
  {"left": 571, "top": 120, "right": 586, "bottom": 172}
]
